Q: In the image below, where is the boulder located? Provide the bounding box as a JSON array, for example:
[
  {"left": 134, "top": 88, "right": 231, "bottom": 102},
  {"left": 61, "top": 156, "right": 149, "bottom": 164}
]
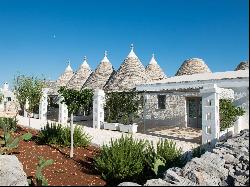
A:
[
  {"left": 118, "top": 182, "right": 141, "bottom": 186},
  {"left": 144, "top": 178, "right": 171, "bottom": 186},
  {"left": 0, "top": 155, "right": 28, "bottom": 186}
]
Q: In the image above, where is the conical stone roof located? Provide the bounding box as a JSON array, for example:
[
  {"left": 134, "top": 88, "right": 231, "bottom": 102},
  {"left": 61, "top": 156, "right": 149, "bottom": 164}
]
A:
[
  {"left": 235, "top": 61, "right": 249, "bottom": 71},
  {"left": 83, "top": 51, "right": 115, "bottom": 90},
  {"left": 145, "top": 54, "right": 166, "bottom": 81},
  {"left": 67, "top": 56, "right": 92, "bottom": 90},
  {"left": 105, "top": 44, "right": 149, "bottom": 91},
  {"left": 56, "top": 62, "right": 74, "bottom": 88},
  {"left": 175, "top": 58, "right": 211, "bottom": 76}
]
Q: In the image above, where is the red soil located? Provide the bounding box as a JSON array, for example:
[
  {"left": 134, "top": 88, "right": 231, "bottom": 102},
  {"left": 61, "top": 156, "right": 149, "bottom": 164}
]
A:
[{"left": 7, "top": 126, "right": 107, "bottom": 186}]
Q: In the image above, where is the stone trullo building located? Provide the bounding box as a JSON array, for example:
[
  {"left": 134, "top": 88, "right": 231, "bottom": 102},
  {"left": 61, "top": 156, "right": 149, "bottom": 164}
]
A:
[
  {"left": 145, "top": 54, "right": 166, "bottom": 81},
  {"left": 175, "top": 58, "right": 211, "bottom": 76},
  {"left": 67, "top": 56, "right": 92, "bottom": 90},
  {"left": 56, "top": 62, "right": 74, "bottom": 88},
  {"left": 83, "top": 51, "right": 115, "bottom": 90},
  {"left": 104, "top": 44, "right": 150, "bottom": 92},
  {"left": 235, "top": 61, "right": 249, "bottom": 71}
]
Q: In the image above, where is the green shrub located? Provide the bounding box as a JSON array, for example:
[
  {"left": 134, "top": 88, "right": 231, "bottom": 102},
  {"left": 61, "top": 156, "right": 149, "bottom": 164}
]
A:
[
  {"left": 156, "top": 139, "right": 182, "bottom": 168},
  {"left": 144, "top": 139, "right": 182, "bottom": 176},
  {"left": 37, "top": 123, "right": 91, "bottom": 147},
  {"left": 192, "top": 145, "right": 206, "bottom": 158},
  {"left": 220, "top": 99, "right": 245, "bottom": 131},
  {"left": 94, "top": 136, "right": 184, "bottom": 184},
  {"left": 104, "top": 91, "right": 142, "bottom": 125},
  {"left": 94, "top": 136, "right": 148, "bottom": 183},
  {"left": 0, "top": 117, "right": 17, "bottom": 132}
]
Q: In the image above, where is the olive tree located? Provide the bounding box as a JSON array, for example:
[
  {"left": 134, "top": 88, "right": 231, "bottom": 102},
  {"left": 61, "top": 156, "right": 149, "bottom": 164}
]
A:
[
  {"left": 58, "top": 87, "right": 93, "bottom": 158},
  {"left": 13, "top": 75, "right": 45, "bottom": 125}
]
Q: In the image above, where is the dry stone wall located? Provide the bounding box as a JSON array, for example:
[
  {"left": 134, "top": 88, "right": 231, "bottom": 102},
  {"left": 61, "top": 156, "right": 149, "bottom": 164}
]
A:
[
  {"left": 144, "top": 92, "right": 200, "bottom": 127},
  {"left": 119, "top": 129, "right": 249, "bottom": 186}
]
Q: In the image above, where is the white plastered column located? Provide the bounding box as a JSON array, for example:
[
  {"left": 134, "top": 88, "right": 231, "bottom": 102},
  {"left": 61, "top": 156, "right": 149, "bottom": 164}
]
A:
[
  {"left": 58, "top": 95, "right": 68, "bottom": 124},
  {"left": 39, "top": 88, "right": 48, "bottom": 120},
  {"left": 93, "top": 89, "right": 105, "bottom": 129},
  {"left": 201, "top": 84, "right": 221, "bottom": 146}
]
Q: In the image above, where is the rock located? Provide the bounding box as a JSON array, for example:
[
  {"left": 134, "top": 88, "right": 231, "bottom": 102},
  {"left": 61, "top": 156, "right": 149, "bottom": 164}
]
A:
[
  {"left": 163, "top": 168, "right": 197, "bottom": 186},
  {"left": 223, "top": 154, "right": 239, "bottom": 164},
  {"left": 118, "top": 182, "right": 141, "bottom": 186},
  {"left": 144, "top": 178, "right": 171, "bottom": 186},
  {"left": 0, "top": 155, "right": 28, "bottom": 186},
  {"left": 182, "top": 153, "right": 228, "bottom": 186}
]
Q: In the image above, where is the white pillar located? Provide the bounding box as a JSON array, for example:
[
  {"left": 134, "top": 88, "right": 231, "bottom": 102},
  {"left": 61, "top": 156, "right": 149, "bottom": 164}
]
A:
[
  {"left": 201, "top": 84, "right": 221, "bottom": 146},
  {"left": 58, "top": 95, "right": 68, "bottom": 124},
  {"left": 39, "top": 88, "right": 48, "bottom": 120},
  {"left": 24, "top": 99, "right": 29, "bottom": 117},
  {"left": 93, "top": 89, "right": 105, "bottom": 129}
]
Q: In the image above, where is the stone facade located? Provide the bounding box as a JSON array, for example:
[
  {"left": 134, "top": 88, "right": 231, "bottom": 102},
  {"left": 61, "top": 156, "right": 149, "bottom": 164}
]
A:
[
  {"left": 144, "top": 91, "right": 200, "bottom": 128},
  {"left": 67, "top": 57, "right": 92, "bottom": 90},
  {"left": 175, "top": 58, "right": 211, "bottom": 76}
]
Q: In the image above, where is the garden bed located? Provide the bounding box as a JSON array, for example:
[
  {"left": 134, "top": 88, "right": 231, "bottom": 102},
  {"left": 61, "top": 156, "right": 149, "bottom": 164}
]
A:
[{"left": 2, "top": 125, "right": 106, "bottom": 186}]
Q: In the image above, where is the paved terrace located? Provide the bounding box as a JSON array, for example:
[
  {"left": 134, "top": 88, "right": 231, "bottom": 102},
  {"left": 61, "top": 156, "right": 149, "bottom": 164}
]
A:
[{"left": 16, "top": 115, "right": 201, "bottom": 153}]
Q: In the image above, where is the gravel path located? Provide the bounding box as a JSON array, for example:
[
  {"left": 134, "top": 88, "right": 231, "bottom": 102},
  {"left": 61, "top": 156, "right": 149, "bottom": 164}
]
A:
[{"left": 82, "top": 126, "right": 200, "bottom": 153}]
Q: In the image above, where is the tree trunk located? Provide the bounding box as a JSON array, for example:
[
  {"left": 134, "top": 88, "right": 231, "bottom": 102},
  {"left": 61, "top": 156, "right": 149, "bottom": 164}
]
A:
[
  {"left": 70, "top": 113, "right": 74, "bottom": 158},
  {"left": 28, "top": 113, "right": 31, "bottom": 127}
]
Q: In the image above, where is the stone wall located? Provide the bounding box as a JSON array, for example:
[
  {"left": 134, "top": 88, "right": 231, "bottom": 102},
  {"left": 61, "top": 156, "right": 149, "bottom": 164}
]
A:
[{"left": 144, "top": 91, "right": 200, "bottom": 128}]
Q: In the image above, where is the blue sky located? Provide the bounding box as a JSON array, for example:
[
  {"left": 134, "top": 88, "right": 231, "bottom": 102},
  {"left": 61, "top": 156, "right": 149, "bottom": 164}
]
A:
[{"left": 0, "top": 0, "right": 249, "bottom": 88}]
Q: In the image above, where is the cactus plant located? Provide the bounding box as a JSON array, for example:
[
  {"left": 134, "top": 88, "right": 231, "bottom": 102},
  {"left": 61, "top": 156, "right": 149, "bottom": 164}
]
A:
[
  {"left": 0, "top": 132, "right": 32, "bottom": 154},
  {"left": 35, "top": 156, "right": 54, "bottom": 186}
]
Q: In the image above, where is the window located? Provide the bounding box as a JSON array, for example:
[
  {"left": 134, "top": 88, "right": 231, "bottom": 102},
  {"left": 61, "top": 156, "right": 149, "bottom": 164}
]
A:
[
  {"left": 157, "top": 95, "right": 166, "bottom": 109},
  {"left": 7, "top": 97, "right": 11, "bottom": 101}
]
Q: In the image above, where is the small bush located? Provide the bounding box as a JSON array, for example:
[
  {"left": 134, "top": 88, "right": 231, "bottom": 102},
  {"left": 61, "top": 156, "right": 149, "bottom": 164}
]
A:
[
  {"left": 37, "top": 123, "right": 91, "bottom": 147},
  {"left": 94, "top": 136, "right": 184, "bottom": 184},
  {"left": 0, "top": 117, "right": 17, "bottom": 132},
  {"left": 192, "top": 145, "right": 206, "bottom": 158},
  {"left": 156, "top": 139, "right": 182, "bottom": 168},
  {"left": 94, "top": 136, "right": 148, "bottom": 183},
  {"left": 144, "top": 139, "right": 182, "bottom": 176},
  {"left": 220, "top": 99, "right": 245, "bottom": 131}
]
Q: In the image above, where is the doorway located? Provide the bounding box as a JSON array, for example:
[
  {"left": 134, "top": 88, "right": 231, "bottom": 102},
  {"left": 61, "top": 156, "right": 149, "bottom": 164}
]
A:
[{"left": 186, "top": 97, "right": 202, "bottom": 128}]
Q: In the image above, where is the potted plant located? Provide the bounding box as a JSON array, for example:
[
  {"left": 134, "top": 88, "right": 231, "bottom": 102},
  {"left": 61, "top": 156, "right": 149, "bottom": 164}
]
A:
[
  {"left": 118, "top": 114, "right": 138, "bottom": 134},
  {"left": 103, "top": 122, "right": 120, "bottom": 131}
]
